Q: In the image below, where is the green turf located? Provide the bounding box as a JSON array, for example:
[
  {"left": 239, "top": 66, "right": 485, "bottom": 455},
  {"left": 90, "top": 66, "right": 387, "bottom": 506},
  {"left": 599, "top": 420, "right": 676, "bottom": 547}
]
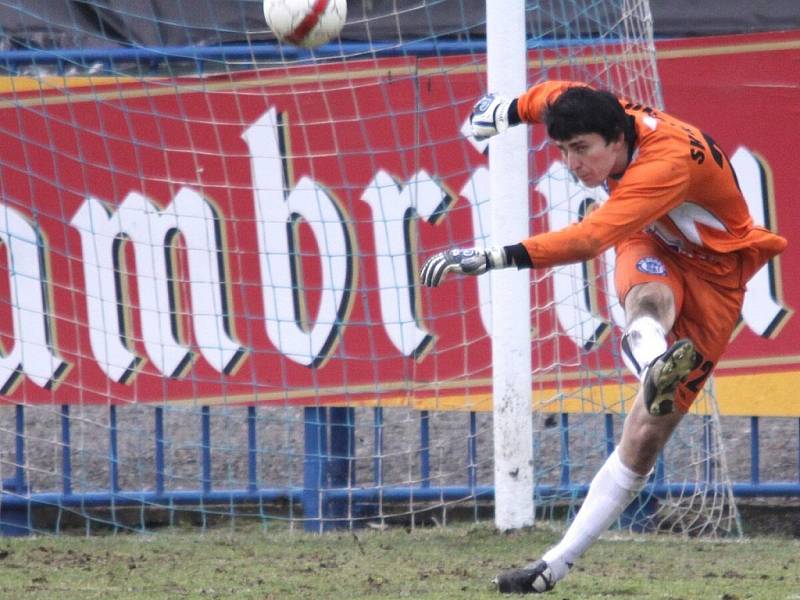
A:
[{"left": 0, "top": 522, "right": 796, "bottom": 599}]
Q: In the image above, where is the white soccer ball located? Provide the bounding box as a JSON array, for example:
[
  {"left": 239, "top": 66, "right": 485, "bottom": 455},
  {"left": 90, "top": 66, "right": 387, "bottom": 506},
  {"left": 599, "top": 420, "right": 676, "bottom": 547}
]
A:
[{"left": 263, "top": 0, "right": 347, "bottom": 49}]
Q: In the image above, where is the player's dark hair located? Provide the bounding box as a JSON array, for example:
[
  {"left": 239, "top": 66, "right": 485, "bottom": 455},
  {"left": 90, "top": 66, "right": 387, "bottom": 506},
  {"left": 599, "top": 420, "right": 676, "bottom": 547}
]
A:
[{"left": 544, "top": 86, "right": 635, "bottom": 147}]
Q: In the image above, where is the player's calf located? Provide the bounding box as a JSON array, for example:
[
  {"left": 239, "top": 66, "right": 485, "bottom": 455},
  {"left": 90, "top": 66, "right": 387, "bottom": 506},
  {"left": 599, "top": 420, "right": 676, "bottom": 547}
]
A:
[{"left": 642, "top": 339, "right": 697, "bottom": 416}]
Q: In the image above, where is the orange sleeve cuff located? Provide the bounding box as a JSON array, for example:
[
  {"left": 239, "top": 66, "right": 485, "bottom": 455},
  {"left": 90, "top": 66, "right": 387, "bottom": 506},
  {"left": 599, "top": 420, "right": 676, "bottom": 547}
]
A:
[{"left": 516, "top": 80, "right": 586, "bottom": 123}]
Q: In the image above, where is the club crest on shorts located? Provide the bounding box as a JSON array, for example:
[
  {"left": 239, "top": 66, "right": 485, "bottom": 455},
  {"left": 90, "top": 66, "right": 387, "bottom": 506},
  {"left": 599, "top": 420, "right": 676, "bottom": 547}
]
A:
[{"left": 636, "top": 256, "right": 667, "bottom": 276}]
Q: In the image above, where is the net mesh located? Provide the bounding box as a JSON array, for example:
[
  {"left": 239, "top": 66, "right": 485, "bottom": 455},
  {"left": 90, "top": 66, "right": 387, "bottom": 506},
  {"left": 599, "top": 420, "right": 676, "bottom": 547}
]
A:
[{"left": 0, "top": 0, "right": 739, "bottom": 537}]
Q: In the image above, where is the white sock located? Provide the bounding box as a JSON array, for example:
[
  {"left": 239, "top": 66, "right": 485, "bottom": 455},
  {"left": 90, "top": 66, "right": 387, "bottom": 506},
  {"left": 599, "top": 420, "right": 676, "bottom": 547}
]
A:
[
  {"left": 620, "top": 316, "right": 667, "bottom": 382},
  {"left": 541, "top": 449, "right": 649, "bottom": 581}
]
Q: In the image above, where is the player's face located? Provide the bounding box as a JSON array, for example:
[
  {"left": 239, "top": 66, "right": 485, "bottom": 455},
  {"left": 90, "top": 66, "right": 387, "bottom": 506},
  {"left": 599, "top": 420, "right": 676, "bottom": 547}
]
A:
[{"left": 554, "top": 133, "right": 626, "bottom": 188}]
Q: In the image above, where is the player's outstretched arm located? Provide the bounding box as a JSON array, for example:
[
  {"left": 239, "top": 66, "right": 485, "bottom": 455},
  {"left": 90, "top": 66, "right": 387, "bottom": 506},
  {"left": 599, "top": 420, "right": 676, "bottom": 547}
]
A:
[{"left": 469, "top": 93, "right": 521, "bottom": 141}]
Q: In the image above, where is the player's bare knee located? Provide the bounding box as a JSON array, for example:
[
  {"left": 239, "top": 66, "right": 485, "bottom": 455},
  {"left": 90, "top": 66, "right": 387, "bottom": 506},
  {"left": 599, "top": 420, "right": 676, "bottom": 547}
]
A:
[{"left": 624, "top": 282, "right": 675, "bottom": 330}]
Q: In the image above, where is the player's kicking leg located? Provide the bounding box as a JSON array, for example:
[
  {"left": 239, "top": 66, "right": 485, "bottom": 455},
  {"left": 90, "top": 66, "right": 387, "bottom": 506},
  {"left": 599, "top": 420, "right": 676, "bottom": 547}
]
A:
[
  {"left": 493, "top": 444, "right": 654, "bottom": 594},
  {"left": 494, "top": 387, "right": 689, "bottom": 594},
  {"left": 495, "top": 283, "right": 693, "bottom": 595}
]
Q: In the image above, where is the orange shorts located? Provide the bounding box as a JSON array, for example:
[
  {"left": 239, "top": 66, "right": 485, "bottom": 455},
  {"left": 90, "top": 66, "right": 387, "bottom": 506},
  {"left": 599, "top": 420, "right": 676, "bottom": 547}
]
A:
[{"left": 614, "top": 234, "right": 745, "bottom": 412}]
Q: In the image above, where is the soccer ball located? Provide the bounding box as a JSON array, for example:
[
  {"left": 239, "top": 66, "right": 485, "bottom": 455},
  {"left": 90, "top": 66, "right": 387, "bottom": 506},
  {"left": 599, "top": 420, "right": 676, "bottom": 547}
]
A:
[{"left": 263, "top": 0, "right": 347, "bottom": 49}]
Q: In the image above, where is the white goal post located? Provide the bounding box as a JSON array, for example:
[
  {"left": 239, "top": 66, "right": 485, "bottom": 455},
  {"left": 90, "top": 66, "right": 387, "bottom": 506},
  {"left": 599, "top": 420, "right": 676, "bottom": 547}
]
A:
[{"left": 487, "top": 0, "right": 534, "bottom": 531}]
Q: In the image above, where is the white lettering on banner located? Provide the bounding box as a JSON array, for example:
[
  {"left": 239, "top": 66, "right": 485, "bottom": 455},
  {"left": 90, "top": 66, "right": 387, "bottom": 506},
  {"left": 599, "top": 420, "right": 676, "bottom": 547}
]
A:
[
  {"left": 242, "top": 108, "right": 354, "bottom": 367},
  {"left": 2, "top": 112, "right": 788, "bottom": 392},
  {"left": 70, "top": 198, "right": 141, "bottom": 382},
  {"left": 732, "top": 147, "right": 792, "bottom": 337},
  {"left": 0, "top": 205, "right": 69, "bottom": 393},
  {"left": 71, "top": 190, "right": 243, "bottom": 381},
  {"left": 362, "top": 169, "right": 452, "bottom": 357}
]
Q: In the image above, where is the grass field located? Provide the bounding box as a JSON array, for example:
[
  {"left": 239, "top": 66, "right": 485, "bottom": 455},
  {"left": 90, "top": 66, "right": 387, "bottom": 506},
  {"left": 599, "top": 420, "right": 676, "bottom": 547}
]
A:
[{"left": 0, "top": 520, "right": 797, "bottom": 599}]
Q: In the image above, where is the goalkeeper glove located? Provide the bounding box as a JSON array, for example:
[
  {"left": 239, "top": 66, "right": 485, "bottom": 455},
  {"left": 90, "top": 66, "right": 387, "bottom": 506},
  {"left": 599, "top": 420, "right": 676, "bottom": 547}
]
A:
[
  {"left": 419, "top": 247, "right": 508, "bottom": 287},
  {"left": 470, "top": 93, "right": 514, "bottom": 141}
]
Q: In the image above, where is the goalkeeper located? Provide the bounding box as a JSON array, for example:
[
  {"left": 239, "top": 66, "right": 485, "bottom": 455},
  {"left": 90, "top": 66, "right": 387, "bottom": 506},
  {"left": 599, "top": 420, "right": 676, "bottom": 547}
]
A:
[{"left": 420, "top": 81, "right": 787, "bottom": 594}]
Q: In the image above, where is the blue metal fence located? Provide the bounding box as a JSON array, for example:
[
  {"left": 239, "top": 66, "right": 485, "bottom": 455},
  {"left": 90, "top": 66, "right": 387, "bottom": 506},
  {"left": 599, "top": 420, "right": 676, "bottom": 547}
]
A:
[
  {"left": 1, "top": 403, "right": 799, "bottom": 535},
  {"left": 0, "top": 37, "right": 622, "bottom": 76}
]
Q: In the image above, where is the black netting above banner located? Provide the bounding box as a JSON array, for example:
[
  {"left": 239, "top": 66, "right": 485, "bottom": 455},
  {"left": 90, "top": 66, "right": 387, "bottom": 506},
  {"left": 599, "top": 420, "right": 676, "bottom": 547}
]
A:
[{"left": 0, "top": 0, "right": 798, "bottom": 51}]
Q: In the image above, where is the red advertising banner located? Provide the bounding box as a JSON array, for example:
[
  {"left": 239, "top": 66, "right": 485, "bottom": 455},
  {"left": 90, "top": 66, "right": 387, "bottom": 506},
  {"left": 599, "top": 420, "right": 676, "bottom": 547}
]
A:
[
  {"left": 656, "top": 31, "right": 799, "bottom": 415},
  {"left": 0, "top": 31, "right": 797, "bottom": 415}
]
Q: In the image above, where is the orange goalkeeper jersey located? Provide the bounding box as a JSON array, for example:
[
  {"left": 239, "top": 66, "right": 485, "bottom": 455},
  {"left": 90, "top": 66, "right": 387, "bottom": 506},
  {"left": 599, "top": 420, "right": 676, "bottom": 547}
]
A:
[{"left": 515, "top": 80, "right": 787, "bottom": 288}]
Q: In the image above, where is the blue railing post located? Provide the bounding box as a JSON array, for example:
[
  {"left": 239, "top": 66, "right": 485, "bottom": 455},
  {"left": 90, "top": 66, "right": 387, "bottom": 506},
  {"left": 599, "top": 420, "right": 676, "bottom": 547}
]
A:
[
  {"left": 468, "top": 412, "right": 478, "bottom": 490},
  {"left": 750, "top": 416, "right": 760, "bottom": 485},
  {"left": 1, "top": 405, "right": 31, "bottom": 536},
  {"left": 604, "top": 413, "right": 615, "bottom": 457},
  {"left": 14, "top": 405, "right": 25, "bottom": 498},
  {"left": 373, "top": 407, "right": 384, "bottom": 487},
  {"left": 154, "top": 407, "right": 165, "bottom": 496},
  {"left": 703, "top": 415, "right": 714, "bottom": 483},
  {"left": 201, "top": 406, "right": 212, "bottom": 495},
  {"left": 303, "top": 407, "right": 328, "bottom": 532},
  {"left": 109, "top": 406, "right": 120, "bottom": 493},
  {"left": 247, "top": 406, "right": 258, "bottom": 494},
  {"left": 468, "top": 411, "right": 479, "bottom": 520},
  {"left": 61, "top": 405, "right": 72, "bottom": 496},
  {"left": 109, "top": 405, "right": 120, "bottom": 531},
  {"left": 328, "top": 407, "right": 355, "bottom": 527},
  {"left": 420, "top": 410, "right": 430, "bottom": 488},
  {"left": 559, "top": 413, "right": 570, "bottom": 488}
]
